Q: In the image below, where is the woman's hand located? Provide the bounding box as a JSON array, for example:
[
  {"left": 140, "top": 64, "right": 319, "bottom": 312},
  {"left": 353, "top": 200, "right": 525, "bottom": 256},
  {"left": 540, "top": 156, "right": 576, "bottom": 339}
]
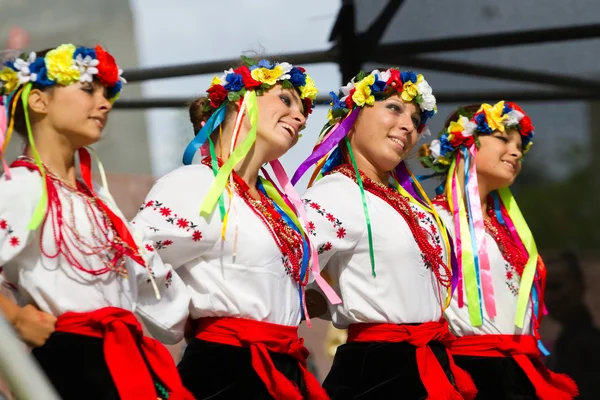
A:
[{"left": 13, "top": 305, "right": 57, "bottom": 347}]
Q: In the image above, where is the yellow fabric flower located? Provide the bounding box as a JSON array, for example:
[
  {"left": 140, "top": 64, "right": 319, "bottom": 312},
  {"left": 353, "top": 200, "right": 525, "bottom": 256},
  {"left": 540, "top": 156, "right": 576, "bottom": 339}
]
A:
[
  {"left": 352, "top": 74, "right": 375, "bottom": 106},
  {"left": 211, "top": 76, "right": 221, "bottom": 86},
  {"left": 401, "top": 81, "right": 418, "bottom": 102},
  {"left": 327, "top": 109, "right": 334, "bottom": 121},
  {"left": 0, "top": 67, "right": 19, "bottom": 93},
  {"left": 300, "top": 76, "right": 318, "bottom": 100},
  {"left": 45, "top": 44, "right": 80, "bottom": 85},
  {"left": 448, "top": 119, "right": 465, "bottom": 134},
  {"left": 251, "top": 65, "right": 284, "bottom": 85},
  {"left": 478, "top": 101, "right": 507, "bottom": 132}
]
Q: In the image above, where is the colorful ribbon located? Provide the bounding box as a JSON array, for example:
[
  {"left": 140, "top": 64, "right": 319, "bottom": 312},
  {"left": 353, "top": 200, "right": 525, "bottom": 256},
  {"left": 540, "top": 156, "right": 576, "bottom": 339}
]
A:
[
  {"left": 201, "top": 91, "right": 258, "bottom": 216},
  {"left": 291, "top": 108, "right": 359, "bottom": 186},
  {"left": 498, "top": 187, "right": 539, "bottom": 329},
  {"left": 464, "top": 146, "right": 496, "bottom": 320},
  {"left": 267, "top": 159, "right": 341, "bottom": 306},
  {"left": 182, "top": 104, "right": 227, "bottom": 166}
]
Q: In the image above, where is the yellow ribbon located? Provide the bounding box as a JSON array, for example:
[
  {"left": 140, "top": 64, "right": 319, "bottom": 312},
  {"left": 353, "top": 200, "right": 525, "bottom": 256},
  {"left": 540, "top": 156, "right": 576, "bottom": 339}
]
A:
[
  {"left": 200, "top": 91, "right": 258, "bottom": 217},
  {"left": 498, "top": 187, "right": 539, "bottom": 328}
]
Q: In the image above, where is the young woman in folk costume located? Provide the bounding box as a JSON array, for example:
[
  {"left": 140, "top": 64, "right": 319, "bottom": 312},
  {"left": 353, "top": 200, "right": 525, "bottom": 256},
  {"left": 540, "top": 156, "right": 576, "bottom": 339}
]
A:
[
  {"left": 421, "top": 101, "right": 579, "bottom": 399},
  {"left": 291, "top": 69, "right": 477, "bottom": 400},
  {"left": 0, "top": 44, "right": 193, "bottom": 400},
  {"left": 132, "top": 57, "right": 339, "bottom": 400}
]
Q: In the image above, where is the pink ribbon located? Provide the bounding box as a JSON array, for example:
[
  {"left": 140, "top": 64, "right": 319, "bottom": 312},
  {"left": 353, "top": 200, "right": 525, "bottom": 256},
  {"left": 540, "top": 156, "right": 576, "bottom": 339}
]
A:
[
  {"left": 0, "top": 101, "right": 11, "bottom": 178},
  {"left": 269, "top": 159, "right": 342, "bottom": 307},
  {"left": 466, "top": 144, "right": 496, "bottom": 319}
]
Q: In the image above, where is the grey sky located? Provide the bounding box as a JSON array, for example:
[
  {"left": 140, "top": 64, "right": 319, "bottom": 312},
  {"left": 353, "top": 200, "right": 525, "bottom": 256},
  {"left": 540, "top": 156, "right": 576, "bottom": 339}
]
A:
[{"left": 129, "top": 0, "right": 340, "bottom": 190}]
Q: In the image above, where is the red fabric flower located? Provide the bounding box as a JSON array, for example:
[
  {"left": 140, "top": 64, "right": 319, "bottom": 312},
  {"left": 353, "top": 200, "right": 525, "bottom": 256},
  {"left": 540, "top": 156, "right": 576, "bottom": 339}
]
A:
[
  {"left": 94, "top": 45, "right": 119, "bottom": 87},
  {"left": 519, "top": 116, "right": 534, "bottom": 136},
  {"left": 207, "top": 84, "right": 228, "bottom": 108},
  {"left": 234, "top": 66, "right": 261, "bottom": 89},
  {"left": 386, "top": 69, "right": 403, "bottom": 93},
  {"left": 345, "top": 89, "right": 355, "bottom": 108}
]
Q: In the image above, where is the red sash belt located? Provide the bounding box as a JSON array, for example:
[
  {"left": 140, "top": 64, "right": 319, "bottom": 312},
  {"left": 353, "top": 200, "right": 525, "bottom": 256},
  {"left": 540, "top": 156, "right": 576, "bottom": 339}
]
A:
[
  {"left": 449, "top": 334, "right": 578, "bottom": 400},
  {"left": 347, "top": 320, "right": 477, "bottom": 400},
  {"left": 195, "top": 317, "right": 328, "bottom": 400},
  {"left": 55, "top": 307, "right": 193, "bottom": 400}
]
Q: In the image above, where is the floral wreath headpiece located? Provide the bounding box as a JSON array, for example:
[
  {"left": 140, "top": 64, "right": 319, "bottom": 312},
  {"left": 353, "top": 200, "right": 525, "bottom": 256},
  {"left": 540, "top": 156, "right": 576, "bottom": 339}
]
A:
[
  {"left": 0, "top": 44, "right": 126, "bottom": 230},
  {"left": 421, "top": 101, "right": 534, "bottom": 173},
  {"left": 181, "top": 56, "right": 341, "bottom": 316},
  {"left": 422, "top": 101, "right": 543, "bottom": 338},
  {"left": 291, "top": 69, "right": 441, "bottom": 280}
]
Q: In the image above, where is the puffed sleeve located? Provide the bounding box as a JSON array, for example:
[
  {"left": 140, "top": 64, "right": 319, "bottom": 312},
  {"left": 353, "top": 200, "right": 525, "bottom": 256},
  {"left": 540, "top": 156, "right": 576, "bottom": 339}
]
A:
[
  {"left": 0, "top": 168, "right": 44, "bottom": 284},
  {"left": 131, "top": 164, "right": 221, "bottom": 270}
]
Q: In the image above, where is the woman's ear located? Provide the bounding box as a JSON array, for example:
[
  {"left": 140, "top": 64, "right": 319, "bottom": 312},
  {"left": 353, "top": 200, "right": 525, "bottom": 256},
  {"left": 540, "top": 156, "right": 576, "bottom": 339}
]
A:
[{"left": 27, "top": 88, "right": 51, "bottom": 116}]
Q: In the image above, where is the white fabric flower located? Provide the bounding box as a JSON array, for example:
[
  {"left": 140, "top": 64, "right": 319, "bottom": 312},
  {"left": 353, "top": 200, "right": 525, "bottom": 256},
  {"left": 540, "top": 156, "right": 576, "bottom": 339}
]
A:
[
  {"left": 276, "top": 62, "right": 293, "bottom": 80},
  {"left": 420, "top": 92, "right": 437, "bottom": 112},
  {"left": 504, "top": 110, "right": 524, "bottom": 127},
  {"left": 13, "top": 52, "right": 37, "bottom": 84},
  {"left": 377, "top": 69, "right": 391, "bottom": 83},
  {"left": 419, "top": 125, "right": 432, "bottom": 138},
  {"left": 417, "top": 79, "right": 436, "bottom": 111},
  {"left": 340, "top": 80, "right": 355, "bottom": 96},
  {"left": 118, "top": 68, "right": 127, "bottom": 84},
  {"left": 430, "top": 139, "right": 441, "bottom": 159},
  {"left": 460, "top": 116, "right": 477, "bottom": 137},
  {"left": 75, "top": 53, "right": 99, "bottom": 83}
]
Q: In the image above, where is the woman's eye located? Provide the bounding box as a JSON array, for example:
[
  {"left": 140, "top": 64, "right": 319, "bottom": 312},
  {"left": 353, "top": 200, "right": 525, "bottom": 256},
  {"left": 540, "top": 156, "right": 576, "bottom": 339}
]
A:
[{"left": 280, "top": 95, "right": 291, "bottom": 106}]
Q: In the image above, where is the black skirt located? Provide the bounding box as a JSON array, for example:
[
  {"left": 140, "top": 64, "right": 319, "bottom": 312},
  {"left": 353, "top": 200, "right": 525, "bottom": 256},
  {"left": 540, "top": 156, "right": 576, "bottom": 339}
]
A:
[
  {"left": 322, "top": 340, "right": 453, "bottom": 400},
  {"left": 453, "top": 355, "right": 537, "bottom": 400},
  {"left": 178, "top": 338, "right": 308, "bottom": 399},
  {"left": 32, "top": 332, "right": 168, "bottom": 400}
]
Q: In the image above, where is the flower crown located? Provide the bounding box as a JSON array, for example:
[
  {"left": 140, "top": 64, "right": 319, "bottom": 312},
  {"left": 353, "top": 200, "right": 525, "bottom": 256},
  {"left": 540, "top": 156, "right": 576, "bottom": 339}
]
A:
[
  {"left": 421, "top": 101, "right": 535, "bottom": 173},
  {"left": 204, "top": 56, "right": 318, "bottom": 117},
  {"left": 327, "top": 68, "right": 437, "bottom": 134},
  {"left": 0, "top": 44, "right": 125, "bottom": 102}
]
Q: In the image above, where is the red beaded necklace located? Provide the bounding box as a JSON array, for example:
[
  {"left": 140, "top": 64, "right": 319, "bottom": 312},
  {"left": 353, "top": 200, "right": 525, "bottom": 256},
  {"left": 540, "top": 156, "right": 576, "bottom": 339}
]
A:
[
  {"left": 11, "top": 157, "right": 137, "bottom": 277},
  {"left": 333, "top": 164, "right": 451, "bottom": 289},
  {"left": 201, "top": 158, "right": 307, "bottom": 286}
]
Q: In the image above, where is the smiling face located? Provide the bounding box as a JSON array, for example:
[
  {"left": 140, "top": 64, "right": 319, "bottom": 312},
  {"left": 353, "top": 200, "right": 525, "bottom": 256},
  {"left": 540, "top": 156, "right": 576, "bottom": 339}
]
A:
[
  {"left": 246, "top": 84, "right": 306, "bottom": 162},
  {"left": 42, "top": 80, "right": 112, "bottom": 148},
  {"left": 348, "top": 95, "right": 421, "bottom": 175},
  {"left": 475, "top": 128, "right": 524, "bottom": 191}
]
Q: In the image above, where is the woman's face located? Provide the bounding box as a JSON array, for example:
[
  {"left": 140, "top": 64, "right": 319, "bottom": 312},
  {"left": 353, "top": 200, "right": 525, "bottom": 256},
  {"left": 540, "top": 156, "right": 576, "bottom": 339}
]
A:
[
  {"left": 348, "top": 95, "right": 421, "bottom": 175},
  {"left": 246, "top": 84, "right": 306, "bottom": 162},
  {"left": 43, "top": 80, "right": 112, "bottom": 148},
  {"left": 475, "top": 128, "right": 523, "bottom": 191}
]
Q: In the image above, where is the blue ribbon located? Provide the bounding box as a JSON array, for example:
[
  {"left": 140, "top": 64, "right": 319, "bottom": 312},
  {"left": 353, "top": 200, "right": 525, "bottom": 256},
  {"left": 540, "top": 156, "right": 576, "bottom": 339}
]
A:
[
  {"left": 256, "top": 178, "right": 309, "bottom": 318},
  {"left": 182, "top": 104, "right": 227, "bottom": 165}
]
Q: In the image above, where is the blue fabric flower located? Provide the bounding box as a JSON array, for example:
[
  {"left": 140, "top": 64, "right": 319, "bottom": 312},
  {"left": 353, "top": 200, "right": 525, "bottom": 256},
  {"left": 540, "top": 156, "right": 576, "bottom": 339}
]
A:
[
  {"left": 29, "top": 58, "right": 54, "bottom": 87},
  {"left": 329, "top": 91, "right": 345, "bottom": 110},
  {"left": 439, "top": 134, "right": 455, "bottom": 155},
  {"left": 74, "top": 47, "right": 97, "bottom": 60},
  {"left": 421, "top": 109, "right": 436, "bottom": 124},
  {"left": 4, "top": 61, "right": 15, "bottom": 70},
  {"left": 474, "top": 113, "right": 493, "bottom": 133},
  {"left": 224, "top": 72, "right": 244, "bottom": 92},
  {"left": 106, "top": 80, "right": 122, "bottom": 99},
  {"left": 502, "top": 103, "right": 512, "bottom": 114},
  {"left": 288, "top": 67, "right": 306, "bottom": 87},
  {"left": 401, "top": 71, "right": 417, "bottom": 84},
  {"left": 371, "top": 78, "right": 386, "bottom": 93},
  {"left": 257, "top": 59, "right": 274, "bottom": 69}
]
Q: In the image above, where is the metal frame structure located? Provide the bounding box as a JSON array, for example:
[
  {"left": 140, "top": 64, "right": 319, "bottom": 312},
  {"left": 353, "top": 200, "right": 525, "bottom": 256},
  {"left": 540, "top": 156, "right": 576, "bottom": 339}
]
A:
[{"left": 115, "top": 0, "right": 600, "bottom": 109}]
